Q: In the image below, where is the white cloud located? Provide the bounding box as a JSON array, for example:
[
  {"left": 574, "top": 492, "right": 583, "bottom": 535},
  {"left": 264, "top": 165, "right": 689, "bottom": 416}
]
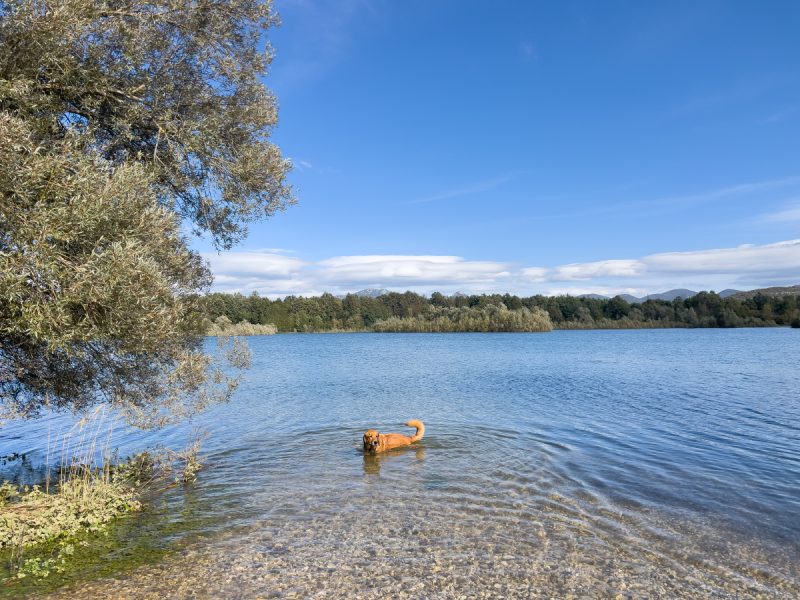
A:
[
  {"left": 207, "top": 252, "right": 512, "bottom": 297},
  {"left": 642, "top": 240, "right": 800, "bottom": 274},
  {"left": 201, "top": 252, "right": 312, "bottom": 296},
  {"left": 315, "top": 255, "right": 511, "bottom": 285},
  {"left": 550, "top": 259, "right": 643, "bottom": 281},
  {"left": 202, "top": 252, "right": 307, "bottom": 277},
  {"left": 520, "top": 267, "right": 548, "bottom": 281},
  {"left": 516, "top": 239, "right": 800, "bottom": 296},
  {"left": 205, "top": 240, "right": 800, "bottom": 298}
]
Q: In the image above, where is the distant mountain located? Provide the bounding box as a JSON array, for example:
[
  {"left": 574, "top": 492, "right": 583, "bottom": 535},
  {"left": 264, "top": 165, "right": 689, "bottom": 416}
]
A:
[
  {"left": 339, "top": 285, "right": 799, "bottom": 302},
  {"left": 719, "top": 289, "right": 743, "bottom": 298},
  {"left": 643, "top": 288, "right": 698, "bottom": 302},
  {"left": 353, "top": 288, "right": 390, "bottom": 298},
  {"left": 578, "top": 290, "right": 699, "bottom": 303},
  {"left": 731, "top": 285, "right": 800, "bottom": 300},
  {"left": 574, "top": 287, "right": 800, "bottom": 303},
  {"left": 617, "top": 294, "right": 641, "bottom": 303}
]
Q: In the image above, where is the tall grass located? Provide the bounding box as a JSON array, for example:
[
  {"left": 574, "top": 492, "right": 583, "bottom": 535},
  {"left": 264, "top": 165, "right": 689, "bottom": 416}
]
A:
[
  {"left": 0, "top": 408, "right": 203, "bottom": 579},
  {"left": 372, "top": 304, "right": 553, "bottom": 333},
  {"left": 205, "top": 315, "right": 277, "bottom": 336},
  {"left": 555, "top": 319, "right": 691, "bottom": 330},
  {"left": 0, "top": 408, "right": 141, "bottom": 578}
]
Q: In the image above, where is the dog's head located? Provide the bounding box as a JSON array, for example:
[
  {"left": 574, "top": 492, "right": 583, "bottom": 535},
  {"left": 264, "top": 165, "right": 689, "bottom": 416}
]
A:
[{"left": 363, "top": 429, "right": 381, "bottom": 453}]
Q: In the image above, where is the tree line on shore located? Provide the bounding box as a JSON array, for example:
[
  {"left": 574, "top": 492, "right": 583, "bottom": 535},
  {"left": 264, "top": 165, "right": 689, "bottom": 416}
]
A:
[{"left": 200, "top": 290, "right": 800, "bottom": 333}]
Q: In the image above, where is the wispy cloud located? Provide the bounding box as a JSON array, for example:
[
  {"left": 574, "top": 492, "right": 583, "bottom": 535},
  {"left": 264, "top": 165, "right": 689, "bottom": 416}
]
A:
[
  {"left": 532, "top": 175, "right": 800, "bottom": 221},
  {"left": 756, "top": 202, "right": 800, "bottom": 224},
  {"left": 206, "top": 240, "right": 800, "bottom": 298},
  {"left": 292, "top": 159, "right": 313, "bottom": 171},
  {"left": 650, "top": 177, "right": 800, "bottom": 208},
  {"left": 670, "top": 71, "right": 795, "bottom": 117},
  {"left": 409, "top": 174, "right": 519, "bottom": 205},
  {"left": 758, "top": 106, "right": 799, "bottom": 125}
]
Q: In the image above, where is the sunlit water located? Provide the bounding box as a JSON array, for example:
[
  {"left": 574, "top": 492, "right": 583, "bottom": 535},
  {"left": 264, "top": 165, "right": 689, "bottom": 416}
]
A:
[{"left": 2, "top": 329, "right": 799, "bottom": 598}]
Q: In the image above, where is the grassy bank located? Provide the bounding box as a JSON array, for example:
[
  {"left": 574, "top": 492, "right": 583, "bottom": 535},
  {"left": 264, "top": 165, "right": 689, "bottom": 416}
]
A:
[
  {"left": 0, "top": 411, "right": 203, "bottom": 582},
  {"left": 0, "top": 458, "right": 144, "bottom": 580}
]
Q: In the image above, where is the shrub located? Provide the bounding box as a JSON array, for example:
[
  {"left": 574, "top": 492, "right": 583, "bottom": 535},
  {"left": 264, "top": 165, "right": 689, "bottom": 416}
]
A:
[{"left": 372, "top": 304, "right": 552, "bottom": 333}]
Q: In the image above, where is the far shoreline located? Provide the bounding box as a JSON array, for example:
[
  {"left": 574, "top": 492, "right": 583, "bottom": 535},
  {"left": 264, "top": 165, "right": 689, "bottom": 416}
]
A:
[{"left": 208, "top": 323, "right": 794, "bottom": 336}]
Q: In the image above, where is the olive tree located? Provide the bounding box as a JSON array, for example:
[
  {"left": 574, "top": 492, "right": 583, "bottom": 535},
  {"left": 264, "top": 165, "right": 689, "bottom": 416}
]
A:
[{"left": 0, "top": 0, "right": 293, "bottom": 426}]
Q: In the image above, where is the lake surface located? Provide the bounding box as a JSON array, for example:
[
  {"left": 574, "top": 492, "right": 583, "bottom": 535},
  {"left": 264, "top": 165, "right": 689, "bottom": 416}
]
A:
[{"left": 2, "top": 329, "right": 799, "bottom": 598}]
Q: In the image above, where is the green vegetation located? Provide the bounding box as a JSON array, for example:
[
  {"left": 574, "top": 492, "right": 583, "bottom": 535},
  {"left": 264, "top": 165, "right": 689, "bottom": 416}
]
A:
[
  {"left": 0, "top": 466, "right": 142, "bottom": 580},
  {"left": 0, "top": 1, "right": 290, "bottom": 584},
  {"left": 0, "top": 0, "right": 290, "bottom": 426},
  {"left": 372, "top": 305, "right": 552, "bottom": 332},
  {"left": 200, "top": 290, "right": 800, "bottom": 333},
  {"left": 0, "top": 409, "right": 205, "bottom": 582},
  {"left": 206, "top": 316, "right": 278, "bottom": 337}
]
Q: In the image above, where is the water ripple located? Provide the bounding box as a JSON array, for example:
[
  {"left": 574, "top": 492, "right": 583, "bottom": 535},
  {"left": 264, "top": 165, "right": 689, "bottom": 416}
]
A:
[{"left": 1, "top": 329, "right": 798, "bottom": 598}]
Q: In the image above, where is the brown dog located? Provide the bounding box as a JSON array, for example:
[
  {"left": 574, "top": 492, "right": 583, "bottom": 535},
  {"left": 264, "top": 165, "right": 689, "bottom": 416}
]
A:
[{"left": 363, "top": 420, "right": 425, "bottom": 454}]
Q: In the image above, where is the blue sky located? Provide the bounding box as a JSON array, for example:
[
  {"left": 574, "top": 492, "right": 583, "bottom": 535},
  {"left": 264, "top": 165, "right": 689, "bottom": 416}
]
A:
[{"left": 203, "top": 0, "right": 800, "bottom": 297}]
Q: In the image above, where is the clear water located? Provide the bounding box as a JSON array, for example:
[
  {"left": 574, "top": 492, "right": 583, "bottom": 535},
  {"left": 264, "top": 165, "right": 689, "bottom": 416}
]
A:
[{"left": 2, "top": 329, "right": 799, "bottom": 598}]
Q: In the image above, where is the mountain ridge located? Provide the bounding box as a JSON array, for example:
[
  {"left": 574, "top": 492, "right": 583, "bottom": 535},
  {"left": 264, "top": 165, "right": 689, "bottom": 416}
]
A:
[
  {"left": 335, "top": 285, "right": 798, "bottom": 302},
  {"left": 577, "top": 285, "right": 799, "bottom": 303}
]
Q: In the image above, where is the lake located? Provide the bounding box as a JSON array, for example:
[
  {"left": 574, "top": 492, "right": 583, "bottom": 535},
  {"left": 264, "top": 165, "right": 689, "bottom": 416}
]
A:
[{"left": 2, "top": 329, "right": 799, "bottom": 598}]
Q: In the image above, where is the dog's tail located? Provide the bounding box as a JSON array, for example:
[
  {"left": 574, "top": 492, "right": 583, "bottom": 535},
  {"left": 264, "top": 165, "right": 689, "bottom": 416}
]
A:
[{"left": 405, "top": 419, "right": 425, "bottom": 442}]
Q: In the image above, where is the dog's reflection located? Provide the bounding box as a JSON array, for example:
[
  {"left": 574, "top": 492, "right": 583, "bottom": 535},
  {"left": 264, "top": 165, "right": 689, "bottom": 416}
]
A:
[{"left": 362, "top": 444, "right": 426, "bottom": 475}]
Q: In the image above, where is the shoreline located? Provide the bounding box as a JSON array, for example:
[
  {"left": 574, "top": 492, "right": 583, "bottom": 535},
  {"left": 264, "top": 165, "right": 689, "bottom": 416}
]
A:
[{"left": 209, "top": 323, "right": 792, "bottom": 335}]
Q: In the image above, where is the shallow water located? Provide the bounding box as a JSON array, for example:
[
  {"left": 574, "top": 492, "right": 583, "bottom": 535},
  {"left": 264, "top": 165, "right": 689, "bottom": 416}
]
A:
[{"left": 2, "top": 329, "right": 799, "bottom": 598}]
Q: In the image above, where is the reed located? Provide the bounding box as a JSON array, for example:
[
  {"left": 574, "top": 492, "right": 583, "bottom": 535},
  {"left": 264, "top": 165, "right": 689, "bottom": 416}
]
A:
[
  {"left": 555, "top": 319, "right": 691, "bottom": 330},
  {"left": 372, "top": 304, "right": 553, "bottom": 333},
  {"left": 205, "top": 315, "right": 278, "bottom": 336},
  {"left": 0, "top": 407, "right": 201, "bottom": 580}
]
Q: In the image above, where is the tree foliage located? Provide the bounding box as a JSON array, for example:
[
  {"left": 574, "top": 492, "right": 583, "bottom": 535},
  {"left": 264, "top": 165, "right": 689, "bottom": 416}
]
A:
[
  {"left": 1, "top": 0, "right": 293, "bottom": 248},
  {"left": 199, "top": 290, "right": 800, "bottom": 333},
  {"left": 371, "top": 304, "right": 553, "bottom": 333},
  {"left": 1, "top": 0, "right": 289, "bottom": 425}
]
